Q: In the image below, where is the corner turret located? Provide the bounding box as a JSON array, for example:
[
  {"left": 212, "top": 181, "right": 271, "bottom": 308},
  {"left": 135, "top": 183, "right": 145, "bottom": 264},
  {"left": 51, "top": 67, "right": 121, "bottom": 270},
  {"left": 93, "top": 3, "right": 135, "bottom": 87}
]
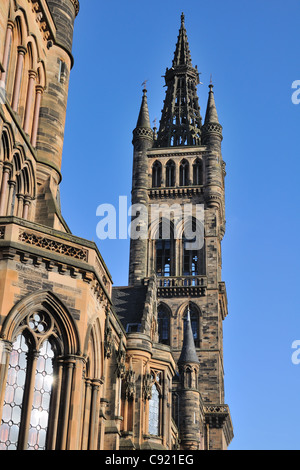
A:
[{"left": 178, "top": 309, "right": 201, "bottom": 450}]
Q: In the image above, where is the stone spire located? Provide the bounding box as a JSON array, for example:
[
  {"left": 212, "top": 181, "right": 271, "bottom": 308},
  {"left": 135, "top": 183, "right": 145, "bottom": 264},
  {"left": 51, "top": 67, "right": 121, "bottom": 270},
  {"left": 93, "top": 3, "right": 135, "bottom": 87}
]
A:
[
  {"left": 136, "top": 88, "right": 151, "bottom": 129},
  {"left": 133, "top": 88, "right": 153, "bottom": 143},
  {"left": 156, "top": 13, "right": 202, "bottom": 148},
  {"left": 129, "top": 87, "right": 153, "bottom": 285},
  {"left": 202, "top": 81, "right": 223, "bottom": 146},
  {"left": 178, "top": 308, "right": 199, "bottom": 365},
  {"left": 172, "top": 13, "right": 193, "bottom": 67},
  {"left": 204, "top": 82, "right": 220, "bottom": 124}
]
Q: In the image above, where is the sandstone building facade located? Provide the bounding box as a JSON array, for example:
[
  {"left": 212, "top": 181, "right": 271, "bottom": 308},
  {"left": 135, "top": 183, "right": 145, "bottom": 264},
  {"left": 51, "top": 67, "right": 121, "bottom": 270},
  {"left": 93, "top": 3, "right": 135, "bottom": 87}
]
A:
[{"left": 0, "top": 1, "right": 233, "bottom": 450}]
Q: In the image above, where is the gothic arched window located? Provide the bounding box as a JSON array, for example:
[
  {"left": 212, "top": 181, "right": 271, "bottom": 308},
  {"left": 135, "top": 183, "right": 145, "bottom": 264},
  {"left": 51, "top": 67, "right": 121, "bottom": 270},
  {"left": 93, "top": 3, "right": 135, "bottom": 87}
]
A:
[
  {"left": 183, "top": 230, "right": 199, "bottom": 276},
  {"left": 165, "top": 160, "right": 175, "bottom": 187},
  {"left": 152, "top": 161, "right": 162, "bottom": 188},
  {"left": 179, "top": 159, "right": 189, "bottom": 186},
  {"left": 148, "top": 371, "right": 162, "bottom": 436},
  {"left": 157, "top": 305, "right": 170, "bottom": 345},
  {"left": 0, "top": 292, "right": 81, "bottom": 451},
  {"left": 182, "top": 218, "right": 205, "bottom": 277},
  {"left": 193, "top": 158, "right": 203, "bottom": 185},
  {"left": 155, "top": 220, "right": 174, "bottom": 277},
  {"left": 0, "top": 312, "right": 57, "bottom": 450}
]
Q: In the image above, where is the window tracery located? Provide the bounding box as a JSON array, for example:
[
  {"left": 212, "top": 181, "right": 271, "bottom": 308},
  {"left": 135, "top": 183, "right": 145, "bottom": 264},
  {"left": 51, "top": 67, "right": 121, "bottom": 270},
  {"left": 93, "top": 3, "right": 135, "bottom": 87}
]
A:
[{"left": 0, "top": 309, "right": 58, "bottom": 450}]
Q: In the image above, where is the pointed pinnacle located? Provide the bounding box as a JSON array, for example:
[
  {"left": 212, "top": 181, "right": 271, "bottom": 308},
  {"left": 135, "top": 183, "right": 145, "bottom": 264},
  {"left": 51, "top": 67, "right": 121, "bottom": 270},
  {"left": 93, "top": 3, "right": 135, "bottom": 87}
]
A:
[
  {"left": 204, "top": 82, "right": 219, "bottom": 124},
  {"left": 136, "top": 88, "right": 151, "bottom": 129},
  {"left": 172, "top": 13, "right": 192, "bottom": 67},
  {"left": 178, "top": 307, "right": 199, "bottom": 365}
]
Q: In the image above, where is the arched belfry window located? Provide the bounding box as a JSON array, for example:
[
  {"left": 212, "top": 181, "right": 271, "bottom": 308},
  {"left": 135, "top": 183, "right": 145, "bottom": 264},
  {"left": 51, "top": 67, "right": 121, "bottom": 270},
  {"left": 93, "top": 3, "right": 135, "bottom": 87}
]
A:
[
  {"left": 193, "top": 158, "right": 203, "bottom": 185},
  {"left": 183, "top": 304, "right": 200, "bottom": 347},
  {"left": 155, "top": 219, "right": 174, "bottom": 277},
  {"left": 165, "top": 160, "right": 175, "bottom": 187},
  {"left": 179, "top": 159, "right": 189, "bottom": 186},
  {"left": 157, "top": 305, "right": 170, "bottom": 345},
  {"left": 152, "top": 161, "right": 162, "bottom": 188},
  {"left": 182, "top": 218, "right": 205, "bottom": 276},
  {"left": 0, "top": 292, "right": 80, "bottom": 451}
]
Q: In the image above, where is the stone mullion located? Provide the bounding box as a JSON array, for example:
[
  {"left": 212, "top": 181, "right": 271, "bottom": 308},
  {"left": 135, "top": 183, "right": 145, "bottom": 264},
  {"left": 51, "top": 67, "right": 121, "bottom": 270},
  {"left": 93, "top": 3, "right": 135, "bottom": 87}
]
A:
[{"left": 46, "top": 359, "right": 63, "bottom": 450}]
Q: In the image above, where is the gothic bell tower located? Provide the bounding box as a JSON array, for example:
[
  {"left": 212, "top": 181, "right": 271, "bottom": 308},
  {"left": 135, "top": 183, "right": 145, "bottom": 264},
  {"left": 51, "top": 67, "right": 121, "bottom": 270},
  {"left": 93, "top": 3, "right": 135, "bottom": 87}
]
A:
[{"left": 129, "top": 13, "right": 233, "bottom": 450}]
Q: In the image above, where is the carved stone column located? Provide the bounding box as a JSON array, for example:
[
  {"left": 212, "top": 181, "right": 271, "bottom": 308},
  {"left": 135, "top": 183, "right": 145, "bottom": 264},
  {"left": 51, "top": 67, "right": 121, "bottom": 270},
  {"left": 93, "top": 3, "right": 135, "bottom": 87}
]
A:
[
  {"left": 23, "top": 70, "right": 37, "bottom": 134},
  {"left": 11, "top": 45, "right": 27, "bottom": 112}
]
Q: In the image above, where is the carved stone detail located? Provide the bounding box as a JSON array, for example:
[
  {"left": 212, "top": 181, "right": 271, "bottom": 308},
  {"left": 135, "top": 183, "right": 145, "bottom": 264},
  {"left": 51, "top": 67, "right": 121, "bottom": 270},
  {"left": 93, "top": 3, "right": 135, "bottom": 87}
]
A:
[{"left": 18, "top": 231, "right": 88, "bottom": 261}]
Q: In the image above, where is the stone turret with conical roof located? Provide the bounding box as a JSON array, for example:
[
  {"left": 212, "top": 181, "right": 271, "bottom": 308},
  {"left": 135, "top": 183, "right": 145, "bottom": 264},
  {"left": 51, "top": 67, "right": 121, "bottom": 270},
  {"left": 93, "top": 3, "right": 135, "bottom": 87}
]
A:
[
  {"left": 202, "top": 81, "right": 225, "bottom": 216},
  {"left": 156, "top": 13, "right": 202, "bottom": 148},
  {"left": 202, "top": 81, "right": 223, "bottom": 150},
  {"left": 178, "top": 308, "right": 201, "bottom": 450},
  {"left": 129, "top": 88, "right": 154, "bottom": 285},
  {"left": 178, "top": 309, "right": 200, "bottom": 366}
]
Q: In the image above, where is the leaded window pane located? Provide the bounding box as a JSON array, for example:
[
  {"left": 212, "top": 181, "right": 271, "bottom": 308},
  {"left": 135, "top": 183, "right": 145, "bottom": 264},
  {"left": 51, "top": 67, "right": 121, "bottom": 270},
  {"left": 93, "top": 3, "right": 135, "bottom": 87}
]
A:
[
  {"left": 27, "top": 340, "right": 54, "bottom": 450},
  {"left": 148, "top": 384, "right": 160, "bottom": 436},
  {"left": 0, "top": 334, "right": 28, "bottom": 450}
]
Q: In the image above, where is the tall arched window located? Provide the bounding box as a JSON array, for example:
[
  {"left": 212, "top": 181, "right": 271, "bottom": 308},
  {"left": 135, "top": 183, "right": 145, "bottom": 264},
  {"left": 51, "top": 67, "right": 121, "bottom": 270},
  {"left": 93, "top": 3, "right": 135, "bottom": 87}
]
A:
[
  {"left": 157, "top": 305, "right": 170, "bottom": 345},
  {"left": 0, "top": 312, "right": 57, "bottom": 450},
  {"left": 179, "top": 159, "right": 189, "bottom": 186},
  {"left": 152, "top": 161, "right": 162, "bottom": 188},
  {"left": 183, "top": 304, "right": 200, "bottom": 347},
  {"left": 165, "top": 160, "right": 175, "bottom": 187},
  {"left": 193, "top": 158, "right": 203, "bottom": 185},
  {"left": 183, "top": 227, "right": 199, "bottom": 276},
  {"left": 182, "top": 218, "right": 205, "bottom": 276},
  {"left": 155, "top": 219, "right": 174, "bottom": 277},
  {"left": 0, "top": 292, "right": 81, "bottom": 451},
  {"left": 148, "top": 371, "right": 162, "bottom": 436}
]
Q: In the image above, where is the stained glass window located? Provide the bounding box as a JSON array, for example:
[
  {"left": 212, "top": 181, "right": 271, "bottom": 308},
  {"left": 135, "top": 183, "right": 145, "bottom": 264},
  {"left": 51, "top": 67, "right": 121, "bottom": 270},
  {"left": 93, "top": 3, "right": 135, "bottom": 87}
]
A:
[{"left": 0, "top": 335, "right": 28, "bottom": 450}]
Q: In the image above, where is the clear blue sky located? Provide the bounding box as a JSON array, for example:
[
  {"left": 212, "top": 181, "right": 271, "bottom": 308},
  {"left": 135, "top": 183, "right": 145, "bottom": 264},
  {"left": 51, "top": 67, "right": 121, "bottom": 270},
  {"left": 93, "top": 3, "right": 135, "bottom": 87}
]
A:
[{"left": 60, "top": 0, "right": 300, "bottom": 450}]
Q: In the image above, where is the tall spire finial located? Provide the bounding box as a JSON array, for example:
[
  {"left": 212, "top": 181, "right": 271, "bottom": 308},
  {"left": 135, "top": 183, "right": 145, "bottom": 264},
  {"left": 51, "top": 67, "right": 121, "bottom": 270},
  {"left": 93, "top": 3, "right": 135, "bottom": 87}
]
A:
[
  {"left": 141, "top": 80, "right": 149, "bottom": 92},
  {"left": 156, "top": 14, "right": 202, "bottom": 148}
]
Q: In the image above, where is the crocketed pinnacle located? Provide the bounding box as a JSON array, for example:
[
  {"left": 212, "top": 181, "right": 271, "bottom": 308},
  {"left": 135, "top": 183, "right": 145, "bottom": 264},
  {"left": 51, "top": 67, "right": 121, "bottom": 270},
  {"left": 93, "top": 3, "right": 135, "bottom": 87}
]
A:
[{"left": 178, "top": 308, "right": 199, "bottom": 365}]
